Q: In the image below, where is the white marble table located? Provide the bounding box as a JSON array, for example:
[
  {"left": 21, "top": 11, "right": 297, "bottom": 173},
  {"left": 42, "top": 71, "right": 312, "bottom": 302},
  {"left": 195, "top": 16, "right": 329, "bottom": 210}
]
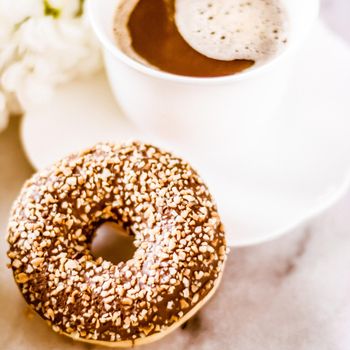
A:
[
  {"left": 1, "top": 119, "right": 350, "bottom": 350},
  {"left": 1, "top": 1, "right": 350, "bottom": 349}
]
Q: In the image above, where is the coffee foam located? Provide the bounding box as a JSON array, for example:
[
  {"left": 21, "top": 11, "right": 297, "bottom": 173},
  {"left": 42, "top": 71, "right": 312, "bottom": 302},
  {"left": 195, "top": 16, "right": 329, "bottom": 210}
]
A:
[
  {"left": 114, "top": 0, "right": 150, "bottom": 65},
  {"left": 175, "top": 0, "right": 288, "bottom": 63}
]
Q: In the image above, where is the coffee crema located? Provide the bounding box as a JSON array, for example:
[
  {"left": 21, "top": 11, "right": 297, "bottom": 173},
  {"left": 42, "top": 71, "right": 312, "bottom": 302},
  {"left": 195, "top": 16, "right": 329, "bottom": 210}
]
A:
[{"left": 114, "top": 0, "right": 288, "bottom": 78}]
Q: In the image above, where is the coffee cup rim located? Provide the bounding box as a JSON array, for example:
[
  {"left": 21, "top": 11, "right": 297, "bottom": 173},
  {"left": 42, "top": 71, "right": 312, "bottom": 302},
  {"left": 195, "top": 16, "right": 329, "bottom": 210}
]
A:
[{"left": 87, "top": 0, "right": 320, "bottom": 85}]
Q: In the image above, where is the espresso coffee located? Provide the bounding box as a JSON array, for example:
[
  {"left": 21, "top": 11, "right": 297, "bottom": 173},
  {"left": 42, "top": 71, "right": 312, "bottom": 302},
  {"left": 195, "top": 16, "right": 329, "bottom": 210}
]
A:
[{"left": 114, "top": 0, "right": 288, "bottom": 78}]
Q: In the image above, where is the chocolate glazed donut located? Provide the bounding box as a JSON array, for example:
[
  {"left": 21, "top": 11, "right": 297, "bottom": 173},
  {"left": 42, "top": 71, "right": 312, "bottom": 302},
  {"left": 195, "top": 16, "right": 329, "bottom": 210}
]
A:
[{"left": 7, "top": 142, "right": 227, "bottom": 347}]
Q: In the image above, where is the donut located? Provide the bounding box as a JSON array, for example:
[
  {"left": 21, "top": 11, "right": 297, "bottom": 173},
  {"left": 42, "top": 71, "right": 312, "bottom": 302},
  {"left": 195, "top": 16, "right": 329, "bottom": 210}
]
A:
[{"left": 7, "top": 142, "right": 227, "bottom": 347}]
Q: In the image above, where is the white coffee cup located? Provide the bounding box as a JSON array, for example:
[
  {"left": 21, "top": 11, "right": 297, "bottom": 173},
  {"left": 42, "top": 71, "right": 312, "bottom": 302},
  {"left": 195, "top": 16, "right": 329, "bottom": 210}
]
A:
[{"left": 88, "top": 0, "right": 319, "bottom": 161}]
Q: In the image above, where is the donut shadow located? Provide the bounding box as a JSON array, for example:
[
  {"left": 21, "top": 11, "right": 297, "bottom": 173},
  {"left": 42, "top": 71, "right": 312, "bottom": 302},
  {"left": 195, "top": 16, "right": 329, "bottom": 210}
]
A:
[{"left": 91, "top": 222, "right": 136, "bottom": 265}]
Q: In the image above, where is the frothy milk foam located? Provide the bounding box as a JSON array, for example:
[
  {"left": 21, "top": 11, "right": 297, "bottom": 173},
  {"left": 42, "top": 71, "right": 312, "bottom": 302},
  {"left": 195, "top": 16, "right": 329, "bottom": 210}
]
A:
[
  {"left": 114, "top": 0, "right": 142, "bottom": 63},
  {"left": 176, "top": 0, "right": 288, "bottom": 63},
  {"left": 115, "top": 0, "right": 288, "bottom": 72}
]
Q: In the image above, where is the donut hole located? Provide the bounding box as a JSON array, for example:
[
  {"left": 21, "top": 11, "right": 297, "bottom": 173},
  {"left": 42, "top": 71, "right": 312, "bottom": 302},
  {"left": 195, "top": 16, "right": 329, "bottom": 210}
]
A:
[{"left": 91, "top": 222, "right": 136, "bottom": 265}]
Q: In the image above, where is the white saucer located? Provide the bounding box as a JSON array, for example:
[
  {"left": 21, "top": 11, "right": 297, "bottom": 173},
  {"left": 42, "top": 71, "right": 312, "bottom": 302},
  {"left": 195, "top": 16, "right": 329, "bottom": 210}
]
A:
[{"left": 21, "top": 21, "right": 350, "bottom": 247}]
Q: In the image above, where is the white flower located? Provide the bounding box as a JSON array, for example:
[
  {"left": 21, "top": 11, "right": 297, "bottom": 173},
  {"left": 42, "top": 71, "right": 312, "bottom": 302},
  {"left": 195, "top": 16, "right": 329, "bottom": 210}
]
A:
[
  {"left": 0, "top": 0, "right": 102, "bottom": 132},
  {"left": 0, "top": 0, "right": 43, "bottom": 25}
]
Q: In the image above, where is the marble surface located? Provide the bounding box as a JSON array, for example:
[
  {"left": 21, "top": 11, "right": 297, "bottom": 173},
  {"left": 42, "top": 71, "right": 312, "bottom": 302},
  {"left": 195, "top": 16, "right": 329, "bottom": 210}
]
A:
[
  {"left": 1, "top": 119, "right": 350, "bottom": 350},
  {"left": 1, "top": 1, "right": 350, "bottom": 349}
]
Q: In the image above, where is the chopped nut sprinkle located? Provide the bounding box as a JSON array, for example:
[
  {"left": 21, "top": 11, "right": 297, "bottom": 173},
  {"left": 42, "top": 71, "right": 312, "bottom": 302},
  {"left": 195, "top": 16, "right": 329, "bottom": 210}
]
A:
[{"left": 7, "top": 142, "right": 227, "bottom": 343}]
